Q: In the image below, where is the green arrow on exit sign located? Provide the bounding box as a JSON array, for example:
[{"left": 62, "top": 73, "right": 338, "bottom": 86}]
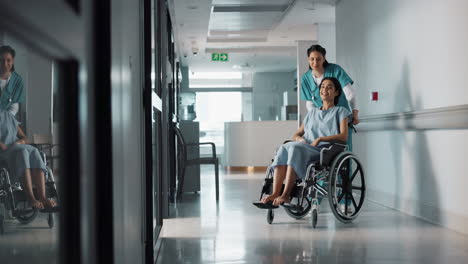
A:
[{"left": 212, "top": 53, "right": 229, "bottom": 62}]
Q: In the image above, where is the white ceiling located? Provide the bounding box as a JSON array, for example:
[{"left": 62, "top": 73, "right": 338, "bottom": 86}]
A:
[{"left": 168, "top": 0, "right": 337, "bottom": 73}]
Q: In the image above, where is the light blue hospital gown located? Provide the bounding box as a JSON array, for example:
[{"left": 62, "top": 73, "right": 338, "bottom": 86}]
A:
[
  {"left": 270, "top": 106, "right": 351, "bottom": 179},
  {"left": 0, "top": 110, "right": 46, "bottom": 183}
]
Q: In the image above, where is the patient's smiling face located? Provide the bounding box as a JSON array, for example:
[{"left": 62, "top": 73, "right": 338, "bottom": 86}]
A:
[{"left": 319, "top": 79, "right": 339, "bottom": 102}]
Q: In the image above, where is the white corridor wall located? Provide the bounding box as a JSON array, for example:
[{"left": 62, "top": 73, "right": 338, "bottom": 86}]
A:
[{"left": 336, "top": 0, "right": 468, "bottom": 234}]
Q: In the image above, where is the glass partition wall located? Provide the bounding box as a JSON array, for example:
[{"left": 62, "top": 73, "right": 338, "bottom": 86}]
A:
[
  {"left": 0, "top": 0, "right": 172, "bottom": 263},
  {"left": 145, "top": 0, "right": 167, "bottom": 261},
  {"left": 0, "top": 23, "right": 80, "bottom": 264}
]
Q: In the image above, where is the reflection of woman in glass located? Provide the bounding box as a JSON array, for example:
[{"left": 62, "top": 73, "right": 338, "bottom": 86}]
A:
[
  {"left": 0, "top": 45, "right": 25, "bottom": 116},
  {"left": 0, "top": 110, "right": 56, "bottom": 209}
]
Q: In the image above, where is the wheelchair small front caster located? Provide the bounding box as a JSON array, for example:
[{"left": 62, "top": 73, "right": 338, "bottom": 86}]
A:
[
  {"left": 267, "top": 209, "right": 274, "bottom": 224},
  {"left": 311, "top": 208, "right": 318, "bottom": 228},
  {"left": 0, "top": 215, "right": 4, "bottom": 235},
  {"left": 47, "top": 213, "right": 54, "bottom": 228},
  {"left": 0, "top": 204, "right": 5, "bottom": 235}
]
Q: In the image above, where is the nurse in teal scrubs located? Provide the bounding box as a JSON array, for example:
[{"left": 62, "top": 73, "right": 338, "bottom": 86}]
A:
[
  {"left": 300, "top": 44, "right": 359, "bottom": 149},
  {"left": 0, "top": 45, "right": 25, "bottom": 116}
]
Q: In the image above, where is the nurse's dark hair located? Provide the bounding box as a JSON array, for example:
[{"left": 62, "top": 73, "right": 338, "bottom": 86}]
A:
[
  {"left": 0, "top": 45, "right": 16, "bottom": 71},
  {"left": 319, "top": 77, "right": 342, "bottom": 105},
  {"left": 307, "top": 44, "right": 329, "bottom": 69}
]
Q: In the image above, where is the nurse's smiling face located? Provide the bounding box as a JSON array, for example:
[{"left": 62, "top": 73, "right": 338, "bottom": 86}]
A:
[
  {"left": 308, "top": 51, "right": 325, "bottom": 72},
  {"left": 319, "top": 79, "right": 338, "bottom": 101},
  {"left": 0, "top": 52, "right": 14, "bottom": 75}
]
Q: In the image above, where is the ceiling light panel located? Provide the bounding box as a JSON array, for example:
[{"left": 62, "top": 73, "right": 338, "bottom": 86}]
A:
[
  {"left": 207, "top": 37, "right": 267, "bottom": 43},
  {"left": 212, "top": 5, "right": 288, "bottom": 12},
  {"left": 209, "top": 12, "right": 285, "bottom": 31},
  {"left": 209, "top": 29, "right": 269, "bottom": 36},
  {"left": 205, "top": 46, "right": 296, "bottom": 54},
  {"left": 213, "top": 0, "right": 292, "bottom": 5}
]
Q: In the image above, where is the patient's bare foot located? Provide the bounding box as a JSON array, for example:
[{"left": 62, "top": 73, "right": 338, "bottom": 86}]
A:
[
  {"left": 40, "top": 199, "right": 57, "bottom": 208},
  {"left": 261, "top": 194, "right": 279, "bottom": 204},
  {"left": 30, "top": 199, "right": 44, "bottom": 209},
  {"left": 273, "top": 196, "right": 291, "bottom": 206}
]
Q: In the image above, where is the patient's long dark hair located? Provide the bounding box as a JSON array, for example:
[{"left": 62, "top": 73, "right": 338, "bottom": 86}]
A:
[{"left": 319, "top": 77, "right": 342, "bottom": 105}]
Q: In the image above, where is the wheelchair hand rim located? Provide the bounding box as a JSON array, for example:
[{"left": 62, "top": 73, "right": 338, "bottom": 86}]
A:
[{"left": 328, "top": 152, "right": 366, "bottom": 222}]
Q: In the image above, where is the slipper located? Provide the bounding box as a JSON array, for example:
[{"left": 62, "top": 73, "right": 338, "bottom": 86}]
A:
[{"left": 252, "top": 201, "right": 279, "bottom": 209}]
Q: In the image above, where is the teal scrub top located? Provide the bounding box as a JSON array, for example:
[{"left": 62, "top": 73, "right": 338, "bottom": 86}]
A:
[
  {"left": 0, "top": 71, "right": 25, "bottom": 110},
  {"left": 300, "top": 63, "right": 353, "bottom": 110}
]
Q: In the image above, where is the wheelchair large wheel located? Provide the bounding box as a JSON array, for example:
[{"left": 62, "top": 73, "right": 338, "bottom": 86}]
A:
[
  {"left": 0, "top": 168, "right": 15, "bottom": 211},
  {"left": 15, "top": 201, "right": 38, "bottom": 224},
  {"left": 284, "top": 197, "right": 311, "bottom": 219},
  {"left": 328, "top": 152, "right": 366, "bottom": 223}
]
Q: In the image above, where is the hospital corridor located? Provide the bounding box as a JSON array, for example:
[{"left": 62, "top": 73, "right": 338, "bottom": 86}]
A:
[{"left": 0, "top": 0, "right": 468, "bottom": 263}]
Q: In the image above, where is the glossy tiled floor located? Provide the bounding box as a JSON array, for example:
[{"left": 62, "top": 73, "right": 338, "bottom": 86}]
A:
[
  {"left": 0, "top": 212, "right": 58, "bottom": 264},
  {"left": 157, "top": 166, "right": 468, "bottom": 264}
]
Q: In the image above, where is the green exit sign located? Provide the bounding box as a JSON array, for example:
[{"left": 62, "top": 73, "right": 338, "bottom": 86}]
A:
[{"left": 212, "top": 53, "right": 229, "bottom": 62}]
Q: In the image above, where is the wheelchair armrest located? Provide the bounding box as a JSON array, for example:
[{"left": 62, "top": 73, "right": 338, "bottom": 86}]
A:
[
  {"left": 320, "top": 143, "right": 347, "bottom": 166},
  {"left": 326, "top": 140, "right": 347, "bottom": 146},
  {"left": 186, "top": 142, "right": 217, "bottom": 158}
]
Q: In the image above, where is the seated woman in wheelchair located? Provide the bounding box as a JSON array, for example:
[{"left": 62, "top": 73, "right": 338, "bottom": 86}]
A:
[
  {"left": 0, "top": 109, "right": 57, "bottom": 209},
  {"left": 259, "top": 77, "right": 351, "bottom": 207}
]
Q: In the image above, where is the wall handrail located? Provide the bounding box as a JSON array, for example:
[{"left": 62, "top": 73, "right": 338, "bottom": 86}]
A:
[{"left": 358, "top": 104, "right": 468, "bottom": 131}]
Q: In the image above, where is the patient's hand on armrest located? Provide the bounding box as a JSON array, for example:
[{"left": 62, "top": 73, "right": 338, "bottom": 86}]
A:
[
  {"left": 311, "top": 138, "right": 321, "bottom": 147},
  {"left": 0, "top": 142, "right": 7, "bottom": 151},
  {"left": 14, "top": 139, "right": 26, "bottom": 145},
  {"left": 295, "top": 136, "right": 306, "bottom": 143}
]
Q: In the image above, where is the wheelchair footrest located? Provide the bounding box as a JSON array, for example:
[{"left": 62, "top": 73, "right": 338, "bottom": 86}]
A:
[
  {"left": 40, "top": 206, "right": 60, "bottom": 213},
  {"left": 252, "top": 201, "right": 279, "bottom": 209}
]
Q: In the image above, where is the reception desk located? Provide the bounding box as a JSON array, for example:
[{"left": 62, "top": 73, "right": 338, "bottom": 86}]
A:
[{"left": 224, "top": 120, "right": 298, "bottom": 168}]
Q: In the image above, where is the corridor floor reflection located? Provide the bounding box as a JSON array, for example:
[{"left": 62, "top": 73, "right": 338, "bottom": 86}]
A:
[
  {"left": 157, "top": 166, "right": 468, "bottom": 264},
  {"left": 0, "top": 213, "right": 58, "bottom": 264}
]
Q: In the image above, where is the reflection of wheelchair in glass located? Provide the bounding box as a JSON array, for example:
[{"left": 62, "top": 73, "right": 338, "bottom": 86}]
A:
[
  {"left": 256, "top": 142, "right": 365, "bottom": 228},
  {"left": 0, "top": 148, "right": 58, "bottom": 235}
]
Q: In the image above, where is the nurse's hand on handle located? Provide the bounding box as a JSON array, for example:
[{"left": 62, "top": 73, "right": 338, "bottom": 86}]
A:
[{"left": 352, "top": 110, "right": 360, "bottom": 125}]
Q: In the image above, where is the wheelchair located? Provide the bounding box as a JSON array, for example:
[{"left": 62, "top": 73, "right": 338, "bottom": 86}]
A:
[
  {"left": 0, "top": 148, "right": 59, "bottom": 235},
  {"left": 256, "top": 142, "right": 366, "bottom": 228}
]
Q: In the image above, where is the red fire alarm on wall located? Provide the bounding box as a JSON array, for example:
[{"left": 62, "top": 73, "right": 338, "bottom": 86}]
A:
[{"left": 371, "top": 91, "right": 379, "bottom": 101}]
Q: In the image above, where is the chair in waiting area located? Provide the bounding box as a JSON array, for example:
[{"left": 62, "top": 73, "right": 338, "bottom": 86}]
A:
[{"left": 174, "top": 126, "right": 220, "bottom": 201}]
